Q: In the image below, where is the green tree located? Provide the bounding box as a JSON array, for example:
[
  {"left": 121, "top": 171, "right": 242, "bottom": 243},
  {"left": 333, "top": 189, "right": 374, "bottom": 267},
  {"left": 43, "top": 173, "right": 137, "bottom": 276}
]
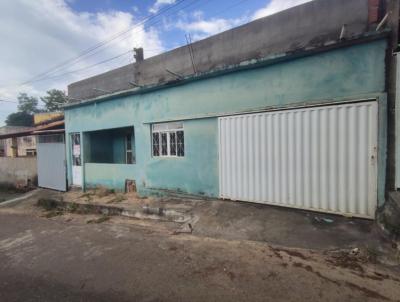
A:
[
  {"left": 5, "top": 112, "right": 34, "bottom": 126},
  {"left": 41, "top": 89, "right": 67, "bottom": 112},
  {"left": 17, "top": 93, "right": 40, "bottom": 114}
]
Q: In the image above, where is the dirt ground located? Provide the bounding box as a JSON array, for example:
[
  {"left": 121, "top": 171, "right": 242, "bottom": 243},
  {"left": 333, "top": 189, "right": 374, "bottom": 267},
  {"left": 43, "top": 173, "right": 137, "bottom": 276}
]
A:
[{"left": 0, "top": 190, "right": 400, "bottom": 301}]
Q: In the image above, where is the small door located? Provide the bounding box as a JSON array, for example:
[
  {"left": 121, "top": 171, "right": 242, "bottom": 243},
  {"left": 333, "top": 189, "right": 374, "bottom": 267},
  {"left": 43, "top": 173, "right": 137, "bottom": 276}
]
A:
[
  {"left": 219, "top": 101, "right": 378, "bottom": 218},
  {"left": 37, "top": 134, "right": 67, "bottom": 191},
  {"left": 71, "top": 133, "right": 82, "bottom": 187}
]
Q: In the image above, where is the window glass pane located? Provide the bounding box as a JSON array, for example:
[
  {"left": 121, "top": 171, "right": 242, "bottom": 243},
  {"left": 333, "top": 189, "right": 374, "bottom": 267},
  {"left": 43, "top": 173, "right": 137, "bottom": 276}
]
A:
[
  {"left": 161, "top": 133, "right": 168, "bottom": 156},
  {"left": 153, "top": 123, "right": 168, "bottom": 131},
  {"left": 152, "top": 133, "right": 160, "bottom": 156},
  {"left": 167, "top": 122, "right": 183, "bottom": 130},
  {"left": 177, "top": 130, "right": 184, "bottom": 157},
  {"left": 153, "top": 122, "right": 183, "bottom": 131},
  {"left": 170, "top": 132, "right": 176, "bottom": 156}
]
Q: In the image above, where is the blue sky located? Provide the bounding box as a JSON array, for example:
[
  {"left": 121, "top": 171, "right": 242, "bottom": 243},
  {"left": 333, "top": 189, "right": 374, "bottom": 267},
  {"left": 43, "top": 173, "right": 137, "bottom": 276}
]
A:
[
  {"left": 0, "top": 0, "right": 311, "bottom": 125},
  {"left": 67, "top": 0, "right": 268, "bottom": 50}
]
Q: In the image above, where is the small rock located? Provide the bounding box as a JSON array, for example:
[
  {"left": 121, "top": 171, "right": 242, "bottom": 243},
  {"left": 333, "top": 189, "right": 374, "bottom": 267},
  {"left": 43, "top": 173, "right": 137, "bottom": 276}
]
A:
[{"left": 350, "top": 248, "right": 360, "bottom": 256}]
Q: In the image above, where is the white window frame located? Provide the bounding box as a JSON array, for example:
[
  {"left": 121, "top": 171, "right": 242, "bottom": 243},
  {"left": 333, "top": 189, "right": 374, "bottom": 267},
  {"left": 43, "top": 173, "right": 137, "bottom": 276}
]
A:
[{"left": 152, "top": 122, "right": 184, "bottom": 158}]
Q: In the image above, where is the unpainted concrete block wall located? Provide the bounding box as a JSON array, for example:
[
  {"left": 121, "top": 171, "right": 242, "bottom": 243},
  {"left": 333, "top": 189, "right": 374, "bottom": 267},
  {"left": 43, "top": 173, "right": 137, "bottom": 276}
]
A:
[
  {"left": 0, "top": 157, "right": 37, "bottom": 187},
  {"left": 68, "top": 0, "right": 371, "bottom": 100}
]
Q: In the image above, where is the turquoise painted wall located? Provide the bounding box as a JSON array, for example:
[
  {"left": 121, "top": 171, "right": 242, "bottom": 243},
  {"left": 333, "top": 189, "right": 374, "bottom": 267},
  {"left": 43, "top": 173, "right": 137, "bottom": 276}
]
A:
[{"left": 65, "top": 40, "right": 387, "bottom": 202}]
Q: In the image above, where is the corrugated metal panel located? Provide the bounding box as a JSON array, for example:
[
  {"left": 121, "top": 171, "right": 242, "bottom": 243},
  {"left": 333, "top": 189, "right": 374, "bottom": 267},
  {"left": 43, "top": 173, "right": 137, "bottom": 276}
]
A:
[
  {"left": 37, "top": 135, "right": 67, "bottom": 191},
  {"left": 219, "top": 101, "right": 378, "bottom": 218}
]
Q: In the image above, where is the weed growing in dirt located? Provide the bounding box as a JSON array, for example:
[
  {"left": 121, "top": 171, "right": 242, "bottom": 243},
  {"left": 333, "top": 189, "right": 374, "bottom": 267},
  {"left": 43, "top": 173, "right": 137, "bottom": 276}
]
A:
[
  {"left": 107, "top": 194, "right": 126, "bottom": 204},
  {"left": 43, "top": 210, "right": 64, "bottom": 218},
  {"left": 37, "top": 198, "right": 59, "bottom": 211},
  {"left": 86, "top": 215, "right": 110, "bottom": 224}
]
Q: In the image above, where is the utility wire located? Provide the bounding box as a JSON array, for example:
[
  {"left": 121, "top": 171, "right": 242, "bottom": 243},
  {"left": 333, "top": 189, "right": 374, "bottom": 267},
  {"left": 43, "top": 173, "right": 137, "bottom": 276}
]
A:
[
  {"left": 25, "top": 50, "right": 133, "bottom": 83},
  {"left": 33, "top": 0, "right": 201, "bottom": 81},
  {"left": 14, "top": 0, "right": 202, "bottom": 84},
  {"left": 19, "top": 0, "right": 191, "bottom": 86},
  {"left": 5, "top": 0, "right": 250, "bottom": 86}
]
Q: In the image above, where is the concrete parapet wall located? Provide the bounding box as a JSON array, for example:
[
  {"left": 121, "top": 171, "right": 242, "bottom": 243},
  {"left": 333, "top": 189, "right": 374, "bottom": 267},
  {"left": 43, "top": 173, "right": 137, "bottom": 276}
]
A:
[
  {"left": 68, "top": 0, "right": 370, "bottom": 100},
  {"left": 0, "top": 157, "right": 37, "bottom": 187}
]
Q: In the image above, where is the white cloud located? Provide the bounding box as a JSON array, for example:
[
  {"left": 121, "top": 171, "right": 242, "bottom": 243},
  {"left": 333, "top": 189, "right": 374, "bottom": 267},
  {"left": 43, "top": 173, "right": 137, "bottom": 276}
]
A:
[
  {"left": 173, "top": 0, "right": 311, "bottom": 42},
  {"left": 252, "top": 0, "right": 312, "bottom": 20},
  {"left": 0, "top": 0, "right": 164, "bottom": 125},
  {"left": 175, "top": 11, "right": 248, "bottom": 41},
  {"left": 149, "top": 0, "right": 176, "bottom": 14}
]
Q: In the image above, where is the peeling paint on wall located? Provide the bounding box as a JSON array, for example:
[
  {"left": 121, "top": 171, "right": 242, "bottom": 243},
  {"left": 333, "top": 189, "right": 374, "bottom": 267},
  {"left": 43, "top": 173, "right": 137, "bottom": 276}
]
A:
[{"left": 65, "top": 40, "right": 387, "bottom": 200}]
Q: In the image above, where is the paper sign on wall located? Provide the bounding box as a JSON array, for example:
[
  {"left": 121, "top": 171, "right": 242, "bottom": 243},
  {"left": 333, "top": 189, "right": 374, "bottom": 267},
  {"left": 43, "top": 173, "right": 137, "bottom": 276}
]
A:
[{"left": 73, "top": 145, "right": 81, "bottom": 156}]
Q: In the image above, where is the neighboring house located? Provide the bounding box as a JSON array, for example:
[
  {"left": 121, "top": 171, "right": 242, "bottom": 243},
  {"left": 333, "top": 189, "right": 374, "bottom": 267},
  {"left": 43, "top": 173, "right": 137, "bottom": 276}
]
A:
[
  {"left": 63, "top": 0, "right": 399, "bottom": 220},
  {"left": 0, "top": 114, "right": 67, "bottom": 190},
  {"left": 34, "top": 112, "right": 63, "bottom": 126},
  {"left": 0, "top": 126, "right": 36, "bottom": 157},
  {"left": 0, "top": 126, "right": 37, "bottom": 188}
]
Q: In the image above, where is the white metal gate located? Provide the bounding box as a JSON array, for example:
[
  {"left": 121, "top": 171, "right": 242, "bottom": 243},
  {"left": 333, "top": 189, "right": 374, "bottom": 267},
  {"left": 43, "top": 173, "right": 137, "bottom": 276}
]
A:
[
  {"left": 219, "top": 101, "right": 378, "bottom": 218},
  {"left": 37, "top": 134, "right": 67, "bottom": 191}
]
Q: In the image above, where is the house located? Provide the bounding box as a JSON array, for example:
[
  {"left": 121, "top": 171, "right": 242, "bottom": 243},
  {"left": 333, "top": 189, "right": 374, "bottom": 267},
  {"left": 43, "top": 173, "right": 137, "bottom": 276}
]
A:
[
  {"left": 0, "top": 113, "right": 66, "bottom": 190},
  {"left": 0, "top": 113, "right": 64, "bottom": 157},
  {"left": 63, "top": 0, "right": 399, "bottom": 220},
  {"left": 0, "top": 126, "right": 36, "bottom": 157},
  {"left": 0, "top": 126, "right": 38, "bottom": 188}
]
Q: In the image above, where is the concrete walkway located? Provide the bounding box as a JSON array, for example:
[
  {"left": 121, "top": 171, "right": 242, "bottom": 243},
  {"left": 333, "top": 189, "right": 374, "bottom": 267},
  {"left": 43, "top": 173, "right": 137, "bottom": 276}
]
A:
[
  {"left": 29, "top": 188, "right": 397, "bottom": 265},
  {"left": 0, "top": 189, "right": 38, "bottom": 207}
]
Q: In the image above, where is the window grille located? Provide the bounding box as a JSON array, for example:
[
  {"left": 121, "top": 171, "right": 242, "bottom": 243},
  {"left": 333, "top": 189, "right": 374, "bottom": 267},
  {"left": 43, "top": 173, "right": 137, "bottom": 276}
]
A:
[
  {"left": 152, "top": 122, "right": 184, "bottom": 157},
  {"left": 38, "top": 134, "right": 64, "bottom": 144}
]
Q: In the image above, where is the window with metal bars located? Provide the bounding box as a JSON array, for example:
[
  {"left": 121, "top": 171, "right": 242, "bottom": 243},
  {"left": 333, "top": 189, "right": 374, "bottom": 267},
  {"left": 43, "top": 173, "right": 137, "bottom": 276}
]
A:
[{"left": 152, "top": 122, "right": 184, "bottom": 157}]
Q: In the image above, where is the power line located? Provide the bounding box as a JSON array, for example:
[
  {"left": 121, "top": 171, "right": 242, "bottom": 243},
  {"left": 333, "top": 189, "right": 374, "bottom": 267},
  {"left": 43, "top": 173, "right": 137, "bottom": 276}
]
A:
[
  {"left": 30, "top": 0, "right": 202, "bottom": 83},
  {"left": 13, "top": 0, "right": 203, "bottom": 85},
  {"left": 19, "top": 0, "right": 191, "bottom": 86},
  {"left": 4, "top": 0, "right": 251, "bottom": 86},
  {"left": 25, "top": 50, "right": 133, "bottom": 84}
]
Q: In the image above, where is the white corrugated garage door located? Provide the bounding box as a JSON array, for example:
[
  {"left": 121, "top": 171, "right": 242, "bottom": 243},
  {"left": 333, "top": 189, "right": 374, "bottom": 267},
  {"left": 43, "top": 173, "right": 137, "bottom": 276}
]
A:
[{"left": 218, "top": 101, "right": 378, "bottom": 218}]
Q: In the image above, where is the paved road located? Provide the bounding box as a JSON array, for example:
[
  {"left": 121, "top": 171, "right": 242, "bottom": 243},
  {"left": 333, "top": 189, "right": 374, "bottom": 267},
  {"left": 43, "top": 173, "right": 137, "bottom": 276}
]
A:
[{"left": 0, "top": 212, "right": 399, "bottom": 302}]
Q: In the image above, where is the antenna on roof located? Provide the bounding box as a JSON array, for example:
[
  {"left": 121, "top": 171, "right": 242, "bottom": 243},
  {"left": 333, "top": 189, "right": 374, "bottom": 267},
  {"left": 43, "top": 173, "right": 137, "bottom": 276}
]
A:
[
  {"left": 339, "top": 24, "right": 347, "bottom": 40},
  {"left": 66, "top": 97, "right": 82, "bottom": 102},
  {"left": 165, "top": 69, "right": 184, "bottom": 80},
  {"left": 376, "top": 13, "right": 389, "bottom": 31},
  {"left": 185, "top": 33, "right": 197, "bottom": 75},
  {"left": 129, "top": 81, "right": 142, "bottom": 88}
]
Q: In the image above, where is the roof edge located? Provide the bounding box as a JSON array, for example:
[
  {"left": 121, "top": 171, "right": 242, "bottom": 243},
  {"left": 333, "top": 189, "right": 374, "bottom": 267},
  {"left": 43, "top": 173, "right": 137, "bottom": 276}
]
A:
[{"left": 64, "top": 31, "right": 389, "bottom": 110}]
